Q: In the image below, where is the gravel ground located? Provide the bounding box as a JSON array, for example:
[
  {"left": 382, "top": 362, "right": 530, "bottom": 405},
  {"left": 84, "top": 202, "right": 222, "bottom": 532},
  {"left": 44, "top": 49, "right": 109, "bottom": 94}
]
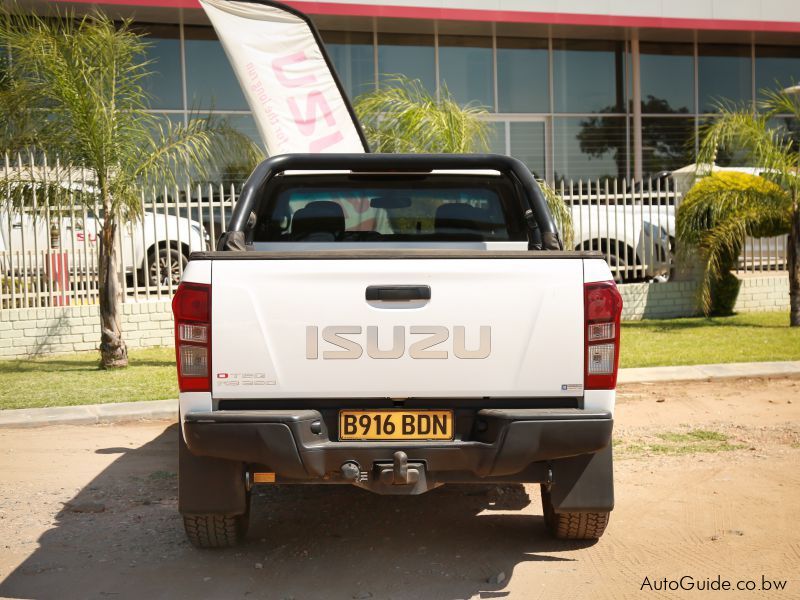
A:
[{"left": 0, "top": 376, "right": 798, "bottom": 600}]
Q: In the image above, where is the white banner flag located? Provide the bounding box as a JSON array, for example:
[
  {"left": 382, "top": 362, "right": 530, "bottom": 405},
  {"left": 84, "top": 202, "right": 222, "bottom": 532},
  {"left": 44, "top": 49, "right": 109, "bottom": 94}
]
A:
[{"left": 199, "top": 0, "right": 369, "bottom": 155}]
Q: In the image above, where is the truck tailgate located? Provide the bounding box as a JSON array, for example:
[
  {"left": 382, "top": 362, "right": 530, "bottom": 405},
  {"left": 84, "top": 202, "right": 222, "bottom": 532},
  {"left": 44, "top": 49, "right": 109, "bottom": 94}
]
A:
[{"left": 211, "top": 258, "right": 584, "bottom": 399}]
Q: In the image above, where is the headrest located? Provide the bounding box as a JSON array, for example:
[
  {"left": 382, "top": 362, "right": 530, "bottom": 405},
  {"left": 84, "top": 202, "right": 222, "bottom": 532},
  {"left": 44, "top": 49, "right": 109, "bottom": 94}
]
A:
[{"left": 291, "top": 201, "right": 346, "bottom": 241}]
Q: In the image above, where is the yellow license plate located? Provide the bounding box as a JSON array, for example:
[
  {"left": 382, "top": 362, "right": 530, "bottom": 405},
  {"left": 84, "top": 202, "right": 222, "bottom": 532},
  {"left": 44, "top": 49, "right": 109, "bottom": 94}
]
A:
[{"left": 339, "top": 410, "right": 454, "bottom": 441}]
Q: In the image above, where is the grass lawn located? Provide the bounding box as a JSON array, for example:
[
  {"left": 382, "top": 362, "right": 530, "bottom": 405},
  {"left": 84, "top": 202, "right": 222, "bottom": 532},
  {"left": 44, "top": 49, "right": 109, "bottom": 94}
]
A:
[
  {"left": 0, "top": 347, "right": 178, "bottom": 410},
  {"left": 615, "top": 429, "right": 746, "bottom": 457},
  {"left": 0, "top": 311, "right": 798, "bottom": 409},
  {"left": 620, "top": 311, "right": 800, "bottom": 368}
]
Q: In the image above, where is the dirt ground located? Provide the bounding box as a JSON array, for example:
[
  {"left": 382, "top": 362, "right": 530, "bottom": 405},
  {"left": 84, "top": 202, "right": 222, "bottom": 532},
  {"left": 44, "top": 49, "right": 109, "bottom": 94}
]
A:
[{"left": 0, "top": 377, "right": 799, "bottom": 600}]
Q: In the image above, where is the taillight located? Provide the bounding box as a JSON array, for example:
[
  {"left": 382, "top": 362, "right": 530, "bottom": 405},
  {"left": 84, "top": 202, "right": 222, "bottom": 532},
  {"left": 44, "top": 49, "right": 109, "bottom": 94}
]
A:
[
  {"left": 584, "top": 281, "right": 623, "bottom": 390},
  {"left": 172, "top": 282, "right": 211, "bottom": 392}
]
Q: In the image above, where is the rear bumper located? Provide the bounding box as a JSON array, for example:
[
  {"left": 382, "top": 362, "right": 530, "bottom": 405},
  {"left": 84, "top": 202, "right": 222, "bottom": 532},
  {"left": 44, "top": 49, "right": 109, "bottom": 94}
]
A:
[{"left": 182, "top": 408, "right": 613, "bottom": 484}]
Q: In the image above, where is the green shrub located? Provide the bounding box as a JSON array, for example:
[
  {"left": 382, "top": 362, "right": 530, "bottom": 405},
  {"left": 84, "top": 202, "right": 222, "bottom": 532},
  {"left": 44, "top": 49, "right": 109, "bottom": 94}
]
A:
[{"left": 677, "top": 171, "right": 789, "bottom": 315}]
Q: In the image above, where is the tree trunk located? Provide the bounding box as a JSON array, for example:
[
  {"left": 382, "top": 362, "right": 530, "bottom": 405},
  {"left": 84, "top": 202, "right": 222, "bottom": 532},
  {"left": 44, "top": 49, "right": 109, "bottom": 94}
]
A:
[
  {"left": 789, "top": 201, "right": 800, "bottom": 327},
  {"left": 98, "top": 208, "right": 128, "bottom": 368}
]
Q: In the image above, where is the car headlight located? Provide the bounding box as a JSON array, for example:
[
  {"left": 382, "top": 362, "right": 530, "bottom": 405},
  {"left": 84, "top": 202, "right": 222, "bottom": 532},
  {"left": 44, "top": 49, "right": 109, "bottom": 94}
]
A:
[{"left": 191, "top": 223, "right": 208, "bottom": 241}]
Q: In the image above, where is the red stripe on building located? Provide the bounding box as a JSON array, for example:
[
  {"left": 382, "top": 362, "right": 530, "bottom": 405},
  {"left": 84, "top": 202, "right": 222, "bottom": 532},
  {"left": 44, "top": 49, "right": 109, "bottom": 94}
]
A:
[{"left": 54, "top": 0, "right": 800, "bottom": 33}]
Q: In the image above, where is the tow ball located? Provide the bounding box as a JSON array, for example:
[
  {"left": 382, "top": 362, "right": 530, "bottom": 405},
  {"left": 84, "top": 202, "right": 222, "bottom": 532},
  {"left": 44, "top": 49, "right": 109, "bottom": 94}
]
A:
[{"left": 377, "top": 451, "right": 421, "bottom": 486}]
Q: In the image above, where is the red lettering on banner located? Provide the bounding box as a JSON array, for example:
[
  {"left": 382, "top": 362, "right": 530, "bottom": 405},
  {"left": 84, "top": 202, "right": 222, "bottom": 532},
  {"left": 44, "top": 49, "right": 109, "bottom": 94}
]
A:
[
  {"left": 270, "top": 53, "right": 348, "bottom": 153},
  {"left": 288, "top": 91, "right": 336, "bottom": 135},
  {"left": 272, "top": 52, "right": 317, "bottom": 88}
]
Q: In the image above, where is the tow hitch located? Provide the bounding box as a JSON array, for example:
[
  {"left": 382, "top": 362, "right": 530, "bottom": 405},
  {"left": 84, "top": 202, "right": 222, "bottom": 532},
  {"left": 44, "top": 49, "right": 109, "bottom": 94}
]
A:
[
  {"left": 339, "top": 452, "right": 436, "bottom": 495},
  {"left": 378, "top": 451, "right": 420, "bottom": 486}
]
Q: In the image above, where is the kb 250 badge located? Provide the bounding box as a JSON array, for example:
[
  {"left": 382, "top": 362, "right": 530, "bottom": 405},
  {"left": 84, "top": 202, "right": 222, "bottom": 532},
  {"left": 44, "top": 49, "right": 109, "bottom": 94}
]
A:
[{"left": 216, "top": 372, "right": 276, "bottom": 386}]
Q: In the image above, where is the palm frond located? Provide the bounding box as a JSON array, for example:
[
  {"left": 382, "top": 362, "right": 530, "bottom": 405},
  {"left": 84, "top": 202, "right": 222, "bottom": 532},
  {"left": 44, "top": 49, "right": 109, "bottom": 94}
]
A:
[
  {"left": 354, "top": 75, "right": 490, "bottom": 154},
  {"left": 0, "top": 7, "right": 261, "bottom": 216},
  {"left": 133, "top": 115, "right": 262, "bottom": 200},
  {"left": 537, "top": 178, "right": 574, "bottom": 248},
  {"left": 758, "top": 85, "right": 800, "bottom": 121},
  {"left": 697, "top": 108, "right": 799, "bottom": 194},
  {"left": 676, "top": 171, "right": 791, "bottom": 313}
]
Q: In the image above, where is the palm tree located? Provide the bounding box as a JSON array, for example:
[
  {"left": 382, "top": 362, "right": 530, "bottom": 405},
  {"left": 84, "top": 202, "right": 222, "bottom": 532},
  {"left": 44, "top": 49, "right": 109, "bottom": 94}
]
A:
[
  {"left": 353, "top": 75, "right": 573, "bottom": 246},
  {"left": 682, "top": 88, "right": 800, "bottom": 325},
  {"left": 677, "top": 171, "right": 790, "bottom": 315},
  {"left": 0, "top": 9, "right": 260, "bottom": 367}
]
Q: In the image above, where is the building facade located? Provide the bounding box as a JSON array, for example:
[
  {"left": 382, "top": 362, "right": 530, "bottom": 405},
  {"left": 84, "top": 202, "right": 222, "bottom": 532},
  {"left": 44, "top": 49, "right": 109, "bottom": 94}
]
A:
[{"left": 33, "top": 0, "right": 800, "bottom": 182}]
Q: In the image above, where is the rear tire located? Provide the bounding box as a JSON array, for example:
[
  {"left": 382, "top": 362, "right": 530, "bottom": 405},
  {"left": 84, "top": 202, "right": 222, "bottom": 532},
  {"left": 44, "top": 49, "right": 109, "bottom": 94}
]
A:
[
  {"left": 178, "top": 426, "right": 251, "bottom": 549},
  {"left": 540, "top": 485, "right": 609, "bottom": 540},
  {"left": 183, "top": 506, "right": 250, "bottom": 549}
]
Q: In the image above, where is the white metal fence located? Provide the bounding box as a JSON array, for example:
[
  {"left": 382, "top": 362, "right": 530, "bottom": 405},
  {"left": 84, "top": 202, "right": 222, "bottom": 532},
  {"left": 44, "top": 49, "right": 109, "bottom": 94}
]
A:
[
  {"left": 557, "top": 178, "right": 678, "bottom": 282},
  {"left": 0, "top": 153, "right": 237, "bottom": 309},
  {"left": 0, "top": 154, "right": 788, "bottom": 310}
]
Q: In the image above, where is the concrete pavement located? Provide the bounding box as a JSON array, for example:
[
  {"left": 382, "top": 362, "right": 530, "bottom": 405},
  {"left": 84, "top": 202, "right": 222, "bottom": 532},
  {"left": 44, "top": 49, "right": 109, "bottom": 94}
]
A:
[
  {"left": 616, "top": 360, "right": 800, "bottom": 383},
  {"left": 1, "top": 360, "right": 799, "bottom": 428}
]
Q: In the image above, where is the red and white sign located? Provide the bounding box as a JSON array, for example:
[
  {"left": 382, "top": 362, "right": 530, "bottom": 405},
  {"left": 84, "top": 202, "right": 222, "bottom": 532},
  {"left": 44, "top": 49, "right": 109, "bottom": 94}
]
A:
[{"left": 200, "top": 0, "right": 368, "bottom": 155}]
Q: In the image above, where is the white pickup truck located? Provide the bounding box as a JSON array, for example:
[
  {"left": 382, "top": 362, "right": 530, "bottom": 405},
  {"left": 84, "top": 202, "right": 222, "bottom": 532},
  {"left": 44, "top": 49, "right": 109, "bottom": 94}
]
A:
[{"left": 174, "top": 154, "right": 621, "bottom": 548}]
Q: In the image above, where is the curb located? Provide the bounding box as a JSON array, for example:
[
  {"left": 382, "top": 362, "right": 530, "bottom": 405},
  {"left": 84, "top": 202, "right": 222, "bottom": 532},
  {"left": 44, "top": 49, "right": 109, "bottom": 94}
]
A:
[
  {"left": 0, "top": 399, "right": 177, "bottom": 429},
  {"left": 1, "top": 361, "right": 799, "bottom": 429},
  {"left": 617, "top": 360, "right": 800, "bottom": 384}
]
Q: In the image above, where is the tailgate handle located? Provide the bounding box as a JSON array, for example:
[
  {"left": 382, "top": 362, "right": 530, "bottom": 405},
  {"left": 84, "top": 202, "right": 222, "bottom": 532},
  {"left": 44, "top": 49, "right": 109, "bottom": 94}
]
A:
[{"left": 366, "top": 285, "right": 431, "bottom": 302}]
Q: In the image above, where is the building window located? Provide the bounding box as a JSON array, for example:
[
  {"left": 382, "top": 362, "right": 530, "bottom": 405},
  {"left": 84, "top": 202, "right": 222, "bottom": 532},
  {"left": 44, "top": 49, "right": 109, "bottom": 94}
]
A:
[
  {"left": 496, "top": 37, "right": 549, "bottom": 113},
  {"left": 768, "top": 117, "right": 800, "bottom": 148},
  {"left": 485, "top": 121, "right": 506, "bottom": 154},
  {"left": 554, "top": 116, "right": 627, "bottom": 181},
  {"left": 639, "top": 42, "right": 694, "bottom": 115},
  {"left": 640, "top": 116, "right": 695, "bottom": 179},
  {"left": 321, "top": 31, "right": 375, "bottom": 102},
  {"left": 224, "top": 114, "right": 261, "bottom": 146},
  {"left": 150, "top": 112, "right": 186, "bottom": 129},
  {"left": 509, "top": 121, "right": 546, "bottom": 179},
  {"left": 553, "top": 39, "right": 627, "bottom": 114},
  {"left": 378, "top": 33, "right": 435, "bottom": 94},
  {"left": 137, "top": 25, "right": 182, "bottom": 111},
  {"left": 698, "top": 44, "right": 752, "bottom": 113},
  {"left": 183, "top": 26, "right": 249, "bottom": 111},
  {"left": 755, "top": 45, "right": 800, "bottom": 100},
  {"left": 438, "top": 35, "right": 493, "bottom": 108}
]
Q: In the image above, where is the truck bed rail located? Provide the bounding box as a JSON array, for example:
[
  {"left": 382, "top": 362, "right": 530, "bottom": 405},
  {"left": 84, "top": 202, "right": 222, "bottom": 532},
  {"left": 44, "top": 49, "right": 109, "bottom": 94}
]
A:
[{"left": 189, "top": 249, "right": 602, "bottom": 261}]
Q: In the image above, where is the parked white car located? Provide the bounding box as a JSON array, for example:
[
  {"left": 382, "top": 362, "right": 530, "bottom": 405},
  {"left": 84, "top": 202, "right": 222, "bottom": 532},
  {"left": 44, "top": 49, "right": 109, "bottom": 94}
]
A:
[
  {"left": 568, "top": 203, "right": 675, "bottom": 283},
  {"left": 0, "top": 182, "right": 209, "bottom": 287}
]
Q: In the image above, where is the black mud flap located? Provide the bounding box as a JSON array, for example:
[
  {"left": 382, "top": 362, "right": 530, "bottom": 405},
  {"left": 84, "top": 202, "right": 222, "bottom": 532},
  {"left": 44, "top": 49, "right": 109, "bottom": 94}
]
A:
[
  {"left": 179, "top": 426, "right": 248, "bottom": 516},
  {"left": 548, "top": 445, "right": 614, "bottom": 513}
]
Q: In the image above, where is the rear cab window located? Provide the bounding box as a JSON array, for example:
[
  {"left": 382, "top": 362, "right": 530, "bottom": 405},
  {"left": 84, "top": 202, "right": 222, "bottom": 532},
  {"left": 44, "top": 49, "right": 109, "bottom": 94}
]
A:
[{"left": 251, "top": 172, "right": 528, "bottom": 244}]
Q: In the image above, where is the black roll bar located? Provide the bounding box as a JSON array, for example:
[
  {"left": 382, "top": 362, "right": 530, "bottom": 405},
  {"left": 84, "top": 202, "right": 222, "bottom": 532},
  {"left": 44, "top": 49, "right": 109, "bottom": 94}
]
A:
[{"left": 225, "top": 153, "right": 562, "bottom": 250}]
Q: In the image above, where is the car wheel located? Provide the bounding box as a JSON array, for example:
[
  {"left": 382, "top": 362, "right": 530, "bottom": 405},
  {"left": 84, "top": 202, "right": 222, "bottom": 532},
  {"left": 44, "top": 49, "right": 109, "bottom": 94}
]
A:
[
  {"left": 183, "top": 506, "right": 250, "bottom": 549},
  {"left": 606, "top": 253, "right": 627, "bottom": 284},
  {"left": 147, "top": 247, "right": 186, "bottom": 287},
  {"left": 179, "top": 428, "right": 251, "bottom": 549},
  {"left": 540, "top": 485, "right": 609, "bottom": 540}
]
